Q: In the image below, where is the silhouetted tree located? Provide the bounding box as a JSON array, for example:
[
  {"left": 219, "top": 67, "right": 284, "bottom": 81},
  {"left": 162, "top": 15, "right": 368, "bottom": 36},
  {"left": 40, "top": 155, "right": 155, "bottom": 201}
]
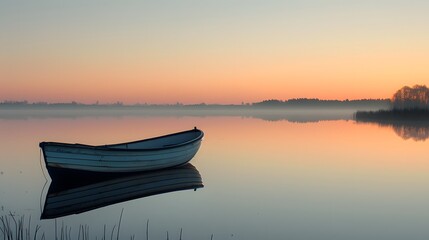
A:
[{"left": 392, "top": 85, "right": 429, "bottom": 110}]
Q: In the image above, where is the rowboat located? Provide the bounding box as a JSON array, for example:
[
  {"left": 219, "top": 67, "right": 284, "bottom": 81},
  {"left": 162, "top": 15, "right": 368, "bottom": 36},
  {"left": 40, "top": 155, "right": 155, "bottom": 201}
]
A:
[
  {"left": 39, "top": 128, "right": 204, "bottom": 173},
  {"left": 41, "top": 164, "right": 203, "bottom": 219}
]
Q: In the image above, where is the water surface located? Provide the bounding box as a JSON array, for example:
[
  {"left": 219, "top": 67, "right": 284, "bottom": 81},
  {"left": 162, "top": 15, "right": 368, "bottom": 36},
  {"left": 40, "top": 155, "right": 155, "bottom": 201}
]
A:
[{"left": 1, "top": 109, "right": 428, "bottom": 239}]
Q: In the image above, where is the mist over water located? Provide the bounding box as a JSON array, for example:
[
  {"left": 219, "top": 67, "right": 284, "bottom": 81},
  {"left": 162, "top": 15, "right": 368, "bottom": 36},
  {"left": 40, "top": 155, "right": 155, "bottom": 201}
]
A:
[
  {"left": 0, "top": 107, "right": 357, "bottom": 122},
  {"left": 1, "top": 109, "right": 429, "bottom": 239}
]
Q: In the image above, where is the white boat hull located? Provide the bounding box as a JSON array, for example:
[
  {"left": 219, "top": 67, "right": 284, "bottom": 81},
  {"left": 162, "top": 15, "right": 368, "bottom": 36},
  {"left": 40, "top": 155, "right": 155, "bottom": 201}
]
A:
[{"left": 40, "top": 129, "right": 204, "bottom": 173}]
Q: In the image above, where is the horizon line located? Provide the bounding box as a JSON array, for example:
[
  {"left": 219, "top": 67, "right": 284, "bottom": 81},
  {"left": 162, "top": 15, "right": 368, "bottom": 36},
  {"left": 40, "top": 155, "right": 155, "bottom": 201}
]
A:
[{"left": 0, "top": 98, "right": 391, "bottom": 106}]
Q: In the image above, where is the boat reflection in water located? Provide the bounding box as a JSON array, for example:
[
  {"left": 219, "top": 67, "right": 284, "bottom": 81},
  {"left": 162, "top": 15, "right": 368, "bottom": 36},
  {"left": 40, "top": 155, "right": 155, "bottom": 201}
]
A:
[{"left": 41, "top": 164, "right": 203, "bottom": 219}]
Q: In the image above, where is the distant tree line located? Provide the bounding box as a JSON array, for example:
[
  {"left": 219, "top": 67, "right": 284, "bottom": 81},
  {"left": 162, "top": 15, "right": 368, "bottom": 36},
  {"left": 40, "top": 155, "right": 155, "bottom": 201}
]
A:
[
  {"left": 392, "top": 85, "right": 429, "bottom": 110},
  {"left": 0, "top": 100, "right": 29, "bottom": 105},
  {"left": 0, "top": 98, "right": 392, "bottom": 110},
  {"left": 355, "top": 84, "right": 429, "bottom": 122},
  {"left": 252, "top": 98, "right": 391, "bottom": 108}
]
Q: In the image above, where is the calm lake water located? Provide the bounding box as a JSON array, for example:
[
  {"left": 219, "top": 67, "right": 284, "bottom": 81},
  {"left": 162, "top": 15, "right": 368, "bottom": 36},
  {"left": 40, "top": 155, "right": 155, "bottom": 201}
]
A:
[{"left": 1, "top": 109, "right": 429, "bottom": 239}]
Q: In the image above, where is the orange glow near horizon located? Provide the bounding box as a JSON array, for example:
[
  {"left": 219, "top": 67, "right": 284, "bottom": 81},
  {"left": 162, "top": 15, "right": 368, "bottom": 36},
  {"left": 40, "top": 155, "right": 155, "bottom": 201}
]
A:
[{"left": 2, "top": 55, "right": 426, "bottom": 104}]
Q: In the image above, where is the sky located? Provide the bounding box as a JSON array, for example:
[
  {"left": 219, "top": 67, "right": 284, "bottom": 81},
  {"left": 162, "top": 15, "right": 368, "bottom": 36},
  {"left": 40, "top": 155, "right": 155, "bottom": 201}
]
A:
[{"left": 1, "top": 0, "right": 429, "bottom": 104}]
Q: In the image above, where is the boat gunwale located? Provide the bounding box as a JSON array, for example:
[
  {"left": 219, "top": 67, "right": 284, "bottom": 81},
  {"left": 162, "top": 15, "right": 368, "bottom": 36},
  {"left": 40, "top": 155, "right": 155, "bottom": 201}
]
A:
[{"left": 39, "top": 128, "right": 204, "bottom": 152}]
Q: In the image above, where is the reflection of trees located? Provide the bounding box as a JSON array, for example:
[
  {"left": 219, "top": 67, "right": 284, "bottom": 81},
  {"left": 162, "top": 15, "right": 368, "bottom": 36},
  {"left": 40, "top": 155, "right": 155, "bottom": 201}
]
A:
[
  {"left": 392, "top": 124, "right": 429, "bottom": 141},
  {"left": 356, "top": 118, "right": 429, "bottom": 141}
]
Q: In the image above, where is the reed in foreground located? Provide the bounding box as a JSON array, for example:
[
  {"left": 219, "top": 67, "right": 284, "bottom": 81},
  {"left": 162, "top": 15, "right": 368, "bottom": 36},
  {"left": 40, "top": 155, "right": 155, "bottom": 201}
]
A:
[
  {"left": 0, "top": 212, "right": 216, "bottom": 240},
  {"left": 0, "top": 213, "right": 43, "bottom": 240}
]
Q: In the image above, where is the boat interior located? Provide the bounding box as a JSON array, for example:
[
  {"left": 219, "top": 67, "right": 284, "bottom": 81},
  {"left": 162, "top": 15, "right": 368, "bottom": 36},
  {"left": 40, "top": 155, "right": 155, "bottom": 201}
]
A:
[{"left": 106, "top": 129, "right": 203, "bottom": 149}]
